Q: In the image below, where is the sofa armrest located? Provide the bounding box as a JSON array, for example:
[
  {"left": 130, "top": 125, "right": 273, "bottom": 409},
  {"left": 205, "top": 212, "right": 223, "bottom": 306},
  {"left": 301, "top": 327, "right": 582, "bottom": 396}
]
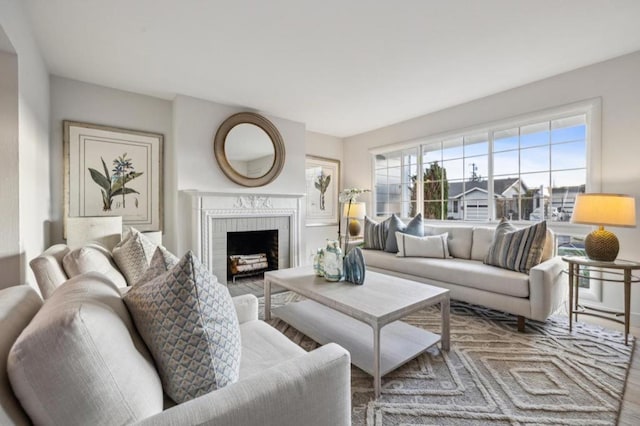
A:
[
  {"left": 528, "top": 256, "right": 567, "bottom": 321},
  {"left": 231, "top": 294, "right": 258, "bottom": 324},
  {"left": 133, "top": 343, "right": 351, "bottom": 426}
]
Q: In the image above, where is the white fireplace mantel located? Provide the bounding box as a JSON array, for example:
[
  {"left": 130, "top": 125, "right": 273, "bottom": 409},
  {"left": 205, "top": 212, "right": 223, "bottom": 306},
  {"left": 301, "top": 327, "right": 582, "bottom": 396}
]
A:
[{"left": 181, "top": 190, "right": 305, "bottom": 280}]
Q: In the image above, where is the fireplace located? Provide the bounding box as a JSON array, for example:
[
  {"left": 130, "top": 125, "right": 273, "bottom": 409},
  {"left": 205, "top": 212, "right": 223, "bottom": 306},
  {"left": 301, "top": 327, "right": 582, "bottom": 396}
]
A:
[
  {"left": 182, "top": 191, "right": 304, "bottom": 282},
  {"left": 227, "top": 229, "right": 278, "bottom": 281}
]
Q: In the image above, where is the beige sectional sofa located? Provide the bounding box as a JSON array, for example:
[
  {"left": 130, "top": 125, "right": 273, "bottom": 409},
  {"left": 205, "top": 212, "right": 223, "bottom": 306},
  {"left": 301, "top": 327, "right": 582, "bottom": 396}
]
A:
[
  {"left": 363, "top": 223, "right": 566, "bottom": 330},
  {"left": 0, "top": 245, "right": 351, "bottom": 426}
]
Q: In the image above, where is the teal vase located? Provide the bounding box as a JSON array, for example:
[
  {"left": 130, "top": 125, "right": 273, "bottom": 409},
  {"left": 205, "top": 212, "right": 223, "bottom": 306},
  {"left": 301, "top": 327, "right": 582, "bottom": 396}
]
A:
[
  {"left": 343, "top": 247, "right": 366, "bottom": 285},
  {"left": 323, "top": 240, "right": 343, "bottom": 282},
  {"left": 313, "top": 248, "right": 325, "bottom": 277}
]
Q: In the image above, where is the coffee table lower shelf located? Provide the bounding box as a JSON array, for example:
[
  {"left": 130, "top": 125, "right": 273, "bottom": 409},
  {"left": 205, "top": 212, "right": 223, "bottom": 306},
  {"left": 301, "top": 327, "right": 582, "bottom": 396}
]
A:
[{"left": 271, "top": 299, "right": 441, "bottom": 377}]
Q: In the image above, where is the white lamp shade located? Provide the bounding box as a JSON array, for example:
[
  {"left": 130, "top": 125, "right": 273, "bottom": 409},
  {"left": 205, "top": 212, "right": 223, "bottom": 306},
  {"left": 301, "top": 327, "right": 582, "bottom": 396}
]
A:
[
  {"left": 343, "top": 202, "right": 366, "bottom": 219},
  {"left": 571, "top": 193, "right": 636, "bottom": 228},
  {"left": 66, "top": 216, "right": 123, "bottom": 250}
]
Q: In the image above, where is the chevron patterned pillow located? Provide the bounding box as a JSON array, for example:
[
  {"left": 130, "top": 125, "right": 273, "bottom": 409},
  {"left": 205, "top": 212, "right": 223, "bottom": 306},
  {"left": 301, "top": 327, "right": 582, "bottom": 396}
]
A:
[
  {"left": 112, "top": 228, "right": 158, "bottom": 285},
  {"left": 123, "top": 251, "right": 241, "bottom": 403}
]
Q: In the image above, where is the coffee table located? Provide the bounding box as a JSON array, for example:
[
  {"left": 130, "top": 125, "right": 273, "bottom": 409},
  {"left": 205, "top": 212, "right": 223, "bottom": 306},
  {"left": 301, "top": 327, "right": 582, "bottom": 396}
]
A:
[{"left": 264, "top": 266, "right": 450, "bottom": 398}]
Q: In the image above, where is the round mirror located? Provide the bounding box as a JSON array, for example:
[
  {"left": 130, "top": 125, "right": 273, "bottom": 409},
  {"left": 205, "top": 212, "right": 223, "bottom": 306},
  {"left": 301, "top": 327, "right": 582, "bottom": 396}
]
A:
[{"left": 214, "top": 112, "right": 285, "bottom": 187}]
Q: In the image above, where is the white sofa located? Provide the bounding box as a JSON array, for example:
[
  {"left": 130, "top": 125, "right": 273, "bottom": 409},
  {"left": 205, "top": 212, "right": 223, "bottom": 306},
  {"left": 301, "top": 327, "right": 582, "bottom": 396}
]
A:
[
  {"left": 362, "top": 223, "right": 566, "bottom": 330},
  {"left": 0, "top": 246, "right": 351, "bottom": 426}
]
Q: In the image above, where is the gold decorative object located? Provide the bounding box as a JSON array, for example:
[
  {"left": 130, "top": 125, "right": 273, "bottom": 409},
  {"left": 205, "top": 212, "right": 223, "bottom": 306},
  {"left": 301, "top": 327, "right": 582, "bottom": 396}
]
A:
[
  {"left": 343, "top": 202, "right": 366, "bottom": 237},
  {"left": 571, "top": 193, "right": 636, "bottom": 261}
]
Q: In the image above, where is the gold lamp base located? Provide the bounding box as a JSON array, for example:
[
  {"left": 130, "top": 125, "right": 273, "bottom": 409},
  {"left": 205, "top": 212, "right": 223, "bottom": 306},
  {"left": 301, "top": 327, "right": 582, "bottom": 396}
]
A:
[
  {"left": 348, "top": 219, "right": 362, "bottom": 237},
  {"left": 585, "top": 226, "right": 619, "bottom": 262}
]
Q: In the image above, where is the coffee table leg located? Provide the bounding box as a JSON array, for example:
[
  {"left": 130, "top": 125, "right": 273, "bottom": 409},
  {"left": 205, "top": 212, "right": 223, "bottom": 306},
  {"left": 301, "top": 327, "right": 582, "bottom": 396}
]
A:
[
  {"left": 373, "top": 325, "right": 381, "bottom": 399},
  {"left": 264, "top": 279, "right": 271, "bottom": 321},
  {"left": 441, "top": 296, "right": 450, "bottom": 351}
]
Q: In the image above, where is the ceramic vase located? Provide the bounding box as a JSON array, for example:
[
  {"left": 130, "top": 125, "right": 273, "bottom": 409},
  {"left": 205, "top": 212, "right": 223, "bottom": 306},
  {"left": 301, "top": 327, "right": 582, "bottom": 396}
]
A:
[
  {"left": 323, "top": 240, "right": 343, "bottom": 282},
  {"left": 313, "top": 248, "right": 325, "bottom": 277},
  {"left": 343, "top": 247, "right": 366, "bottom": 285}
]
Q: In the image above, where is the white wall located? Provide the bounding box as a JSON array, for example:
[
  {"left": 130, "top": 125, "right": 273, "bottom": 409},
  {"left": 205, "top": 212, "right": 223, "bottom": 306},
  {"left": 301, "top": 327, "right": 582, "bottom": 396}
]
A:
[
  {"left": 343, "top": 50, "right": 640, "bottom": 321},
  {"left": 172, "top": 95, "right": 307, "bottom": 255},
  {"left": 0, "top": 2, "right": 51, "bottom": 290},
  {"left": 49, "top": 76, "right": 175, "bottom": 249},
  {"left": 304, "top": 131, "right": 344, "bottom": 262}
]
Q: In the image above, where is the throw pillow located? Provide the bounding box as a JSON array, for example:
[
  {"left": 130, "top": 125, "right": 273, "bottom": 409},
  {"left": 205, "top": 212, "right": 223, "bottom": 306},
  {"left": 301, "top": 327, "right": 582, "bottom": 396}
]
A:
[
  {"left": 62, "top": 243, "right": 128, "bottom": 287},
  {"left": 396, "top": 232, "right": 450, "bottom": 258},
  {"left": 123, "top": 251, "right": 241, "bottom": 404},
  {"left": 363, "top": 216, "right": 391, "bottom": 250},
  {"left": 133, "top": 246, "right": 180, "bottom": 287},
  {"left": 384, "top": 213, "right": 424, "bottom": 253},
  {"left": 112, "top": 228, "right": 158, "bottom": 285},
  {"left": 484, "top": 219, "right": 547, "bottom": 273}
]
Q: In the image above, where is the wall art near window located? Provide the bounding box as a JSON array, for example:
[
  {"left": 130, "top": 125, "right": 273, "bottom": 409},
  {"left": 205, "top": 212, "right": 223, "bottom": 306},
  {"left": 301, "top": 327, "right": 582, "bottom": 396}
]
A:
[
  {"left": 305, "top": 155, "right": 340, "bottom": 226},
  {"left": 64, "top": 121, "right": 163, "bottom": 236}
]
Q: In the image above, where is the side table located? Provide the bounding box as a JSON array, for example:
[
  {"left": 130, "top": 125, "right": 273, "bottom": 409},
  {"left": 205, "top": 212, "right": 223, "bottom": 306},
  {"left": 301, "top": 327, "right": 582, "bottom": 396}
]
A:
[{"left": 562, "top": 256, "right": 640, "bottom": 345}]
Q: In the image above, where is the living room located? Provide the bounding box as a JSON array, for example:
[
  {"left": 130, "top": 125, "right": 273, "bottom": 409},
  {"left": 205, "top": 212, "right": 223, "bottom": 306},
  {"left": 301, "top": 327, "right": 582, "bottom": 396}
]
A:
[{"left": 2, "top": 1, "right": 640, "bottom": 425}]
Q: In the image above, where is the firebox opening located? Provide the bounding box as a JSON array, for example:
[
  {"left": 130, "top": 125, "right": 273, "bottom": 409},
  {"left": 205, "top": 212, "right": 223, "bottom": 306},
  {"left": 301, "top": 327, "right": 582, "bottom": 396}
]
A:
[{"left": 227, "top": 229, "right": 278, "bottom": 282}]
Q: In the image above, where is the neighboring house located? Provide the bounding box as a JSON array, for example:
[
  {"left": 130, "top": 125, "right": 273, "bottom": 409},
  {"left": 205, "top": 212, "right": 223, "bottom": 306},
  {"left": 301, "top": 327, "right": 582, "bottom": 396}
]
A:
[{"left": 448, "top": 178, "right": 525, "bottom": 221}]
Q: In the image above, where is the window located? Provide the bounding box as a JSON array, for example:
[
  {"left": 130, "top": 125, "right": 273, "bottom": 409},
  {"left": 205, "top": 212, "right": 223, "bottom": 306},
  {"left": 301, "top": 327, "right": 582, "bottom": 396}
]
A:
[{"left": 372, "top": 103, "right": 595, "bottom": 223}]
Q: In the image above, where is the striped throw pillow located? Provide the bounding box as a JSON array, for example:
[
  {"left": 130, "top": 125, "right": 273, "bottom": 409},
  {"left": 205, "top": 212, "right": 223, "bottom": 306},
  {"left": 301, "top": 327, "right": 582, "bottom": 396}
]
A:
[
  {"left": 484, "top": 219, "right": 547, "bottom": 273},
  {"left": 363, "top": 216, "right": 391, "bottom": 250}
]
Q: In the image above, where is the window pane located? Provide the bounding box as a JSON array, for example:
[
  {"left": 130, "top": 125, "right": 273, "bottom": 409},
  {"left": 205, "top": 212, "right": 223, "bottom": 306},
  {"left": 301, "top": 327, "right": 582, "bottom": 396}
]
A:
[
  {"left": 464, "top": 155, "right": 488, "bottom": 181},
  {"left": 550, "top": 179, "right": 585, "bottom": 222},
  {"left": 551, "top": 115, "right": 586, "bottom": 144},
  {"left": 552, "top": 169, "right": 586, "bottom": 188},
  {"left": 423, "top": 180, "right": 446, "bottom": 202},
  {"left": 551, "top": 141, "right": 586, "bottom": 170},
  {"left": 448, "top": 197, "right": 461, "bottom": 220},
  {"left": 494, "top": 150, "right": 519, "bottom": 176},
  {"left": 464, "top": 133, "right": 488, "bottom": 157},
  {"left": 422, "top": 143, "right": 441, "bottom": 164},
  {"left": 520, "top": 122, "right": 549, "bottom": 148},
  {"left": 520, "top": 146, "right": 549, "bottom": 173},
  {"left": 520, "top": 172, "right": 550, "bottom": 190},
  {"left": 494, "top": 128, "right": 518, "bottom": 152},
  {"left": 463, "top": 196, "right": 489, "bottom": 221},
  {"left": 442, "top": 138, "right": 463, "bottom": 160},
  {"left": 423, "top": 201, "right": 447, "bottom": 220},
  {"left": 441, "top": 159, "right": 463, "bottom": 180},
  {"left": 387, "top": 152, "right": 401, "bottom": 168},
  {"left": 374, "top": 154, "right": 387, "bottom": 170}
]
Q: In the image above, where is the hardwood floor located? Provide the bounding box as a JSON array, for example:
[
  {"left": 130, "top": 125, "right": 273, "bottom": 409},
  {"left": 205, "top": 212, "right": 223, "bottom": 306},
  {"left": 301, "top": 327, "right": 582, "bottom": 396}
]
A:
[{"left": 575, "top": 315, "right": 639, "bottom": 425}]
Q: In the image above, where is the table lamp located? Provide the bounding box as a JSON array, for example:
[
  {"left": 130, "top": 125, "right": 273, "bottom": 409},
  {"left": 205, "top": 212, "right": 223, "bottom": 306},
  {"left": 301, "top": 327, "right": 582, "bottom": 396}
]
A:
[
  {"left": 343, "top": 202, "right": 366, "bottom": 237},
  {"left": 570, "top": 193, "right": 636, "bottom": 261}
]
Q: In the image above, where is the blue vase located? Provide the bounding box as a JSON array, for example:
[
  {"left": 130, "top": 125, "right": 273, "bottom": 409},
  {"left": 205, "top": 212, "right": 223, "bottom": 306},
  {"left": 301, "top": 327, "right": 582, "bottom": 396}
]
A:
[
  {"left": 313, "top": 248, "right": 325, "bottom": 277},
  {"left": 343, "top": 247, "right": 366, "bottom": 285}
]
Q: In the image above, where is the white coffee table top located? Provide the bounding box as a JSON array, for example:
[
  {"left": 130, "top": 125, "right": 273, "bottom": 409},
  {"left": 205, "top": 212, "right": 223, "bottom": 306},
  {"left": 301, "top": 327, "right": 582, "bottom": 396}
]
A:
[{"left": 264, "top": 266, "right": 449, "bottom": 326}]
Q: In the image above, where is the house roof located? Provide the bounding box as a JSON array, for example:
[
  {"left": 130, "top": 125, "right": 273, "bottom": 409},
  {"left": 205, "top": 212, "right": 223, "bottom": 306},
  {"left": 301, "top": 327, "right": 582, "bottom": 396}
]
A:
[{"left": 447, "top": 177, "right": 521, "bottom": 198}]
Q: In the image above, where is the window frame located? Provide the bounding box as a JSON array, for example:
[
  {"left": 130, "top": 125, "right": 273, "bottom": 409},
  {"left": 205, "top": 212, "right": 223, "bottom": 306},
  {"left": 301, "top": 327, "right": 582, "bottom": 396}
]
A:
[{"left": 369, "top": 98, "right": 603, "bottom": 301}]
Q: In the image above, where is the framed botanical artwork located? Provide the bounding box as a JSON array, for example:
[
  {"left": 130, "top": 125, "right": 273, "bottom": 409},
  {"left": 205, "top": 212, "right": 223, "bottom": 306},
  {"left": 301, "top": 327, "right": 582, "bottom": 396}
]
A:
[
  {"left": 64, "top": 121, "right": 163, "bottom": 236},
  {"left": 305, "top": 155, "right": 340, "bottom": 226}
]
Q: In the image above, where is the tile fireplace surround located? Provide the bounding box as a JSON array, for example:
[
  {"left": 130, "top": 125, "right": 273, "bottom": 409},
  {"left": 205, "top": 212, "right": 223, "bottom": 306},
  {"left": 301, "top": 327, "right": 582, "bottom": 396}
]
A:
[{"left": 182, "top": 191, "right": 305, "bottom": 281}]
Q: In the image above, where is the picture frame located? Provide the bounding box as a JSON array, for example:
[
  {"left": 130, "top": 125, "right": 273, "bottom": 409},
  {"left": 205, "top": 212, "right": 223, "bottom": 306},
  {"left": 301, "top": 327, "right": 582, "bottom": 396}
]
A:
[
  {"left": 64, "top": 120, "right": 163, "bottom": 236},
  {"left": 305, "top": 155, "right": 340, "bottom": 226}
]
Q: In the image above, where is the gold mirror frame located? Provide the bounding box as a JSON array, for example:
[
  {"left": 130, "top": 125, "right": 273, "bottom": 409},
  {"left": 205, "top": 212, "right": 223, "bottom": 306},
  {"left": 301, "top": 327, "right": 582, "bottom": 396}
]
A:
[{"left": 213, "top": 112, "right": 285, "bottom": 187}]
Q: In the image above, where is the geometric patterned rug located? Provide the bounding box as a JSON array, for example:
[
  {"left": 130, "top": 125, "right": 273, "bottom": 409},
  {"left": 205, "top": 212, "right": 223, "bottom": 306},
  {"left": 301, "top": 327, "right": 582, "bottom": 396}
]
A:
[{"left": 260, "top": 292, "right": 634, "bottom": 425}]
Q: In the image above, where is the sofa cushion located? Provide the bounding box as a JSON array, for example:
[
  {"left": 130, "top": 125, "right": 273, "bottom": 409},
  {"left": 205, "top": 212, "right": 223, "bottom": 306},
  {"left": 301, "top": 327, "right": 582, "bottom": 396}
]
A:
[
  {"left": 29, "top": 244, "right": 70, "bottom": 299},
  {"left": 124, "top": 251, "right": 241, "bottom": 404},
  {"left": 363, "top": 249, "right": 530, "bottom": 298},
  {"left": 485, "top": 219, "right": 547, "bottom": 273},
  {"left": 425, "top": 225, "right": 473, "bottom": 259},
  {"left": 0, "top": 286, "right": 42, "bottom": 426},
  {"left": 396, "top": 232, "right": 449, "bottom": 259},
  {"left": 239, "top": 320, "right": 306, "bottom": 380},
  {"left": 471, "top": 227, "right": 495, "bottom": 261},
  {"left": 363, "top": 216, "right": 391, "bottom": 250},
  {"left": 62, "top": 243, "right": 127, "bottom": 287},
  {"left": 385, "top": 213, "right": 424, "bottom": 253},
  {"left": 7, "top": 273, "right": 163, "bottom": 426},
  {"left": 112, "top": 228, "right": 158, "bottom": 285}
]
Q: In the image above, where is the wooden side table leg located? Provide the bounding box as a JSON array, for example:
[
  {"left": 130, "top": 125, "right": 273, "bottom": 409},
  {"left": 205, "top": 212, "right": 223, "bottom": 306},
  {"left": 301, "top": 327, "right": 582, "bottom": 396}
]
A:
[
  {"left": 264, "top": 279, "right": 272, "bottom": 321},
  {"left": 624, "top": 270, "right": 631, "bottom": 345},
  {"left": 441, "top": 296, "right": 450, "bottom": 351},
  {"left": 568, "top": 263, "right": 574, "bottom": 332}
]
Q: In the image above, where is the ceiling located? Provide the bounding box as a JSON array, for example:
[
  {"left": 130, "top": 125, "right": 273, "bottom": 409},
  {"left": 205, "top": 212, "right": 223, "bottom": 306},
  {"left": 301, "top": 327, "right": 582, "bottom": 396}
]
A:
[{"left": 23, "top": 0, "right": 640, "bottom": 137}]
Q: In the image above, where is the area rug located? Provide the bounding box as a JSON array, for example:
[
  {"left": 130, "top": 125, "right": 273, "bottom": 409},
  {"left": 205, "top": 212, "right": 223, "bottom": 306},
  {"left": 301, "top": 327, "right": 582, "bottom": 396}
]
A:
[{"left": 260, "top": 292, "right": 634, "bottom": 425}]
